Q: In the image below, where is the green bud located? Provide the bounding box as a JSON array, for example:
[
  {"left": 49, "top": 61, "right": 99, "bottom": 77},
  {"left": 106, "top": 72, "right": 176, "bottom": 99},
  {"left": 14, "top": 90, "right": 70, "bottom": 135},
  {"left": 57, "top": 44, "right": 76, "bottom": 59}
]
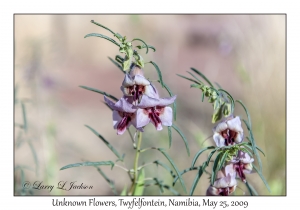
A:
[
  {"left": 212, "top": 103, "right": 224, "bottom": 123},
  {"left": 223, "top": 103, "right": 231, "bottom": 117},
  {"left": 126, "top": 42, "right": 132, "bottom": 47}
]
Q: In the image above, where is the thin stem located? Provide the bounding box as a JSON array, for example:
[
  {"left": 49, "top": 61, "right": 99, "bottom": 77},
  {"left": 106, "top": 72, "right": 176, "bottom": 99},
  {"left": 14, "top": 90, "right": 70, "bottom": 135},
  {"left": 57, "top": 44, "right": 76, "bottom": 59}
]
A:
[
  {"left": 114, "top": 164, "right": 129, "bottom": 172},
  {"left": 128, "top": 131, "right": 143, "bottom": 195}
]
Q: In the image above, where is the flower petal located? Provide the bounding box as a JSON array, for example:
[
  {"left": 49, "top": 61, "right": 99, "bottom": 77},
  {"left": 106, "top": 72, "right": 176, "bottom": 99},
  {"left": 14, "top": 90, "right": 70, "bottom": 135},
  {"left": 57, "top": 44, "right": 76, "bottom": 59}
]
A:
[
  {"left": 159, "top": 107, "right": 173, "bottom": 126},
  {"left": 104, "top": 96, "right": 117, "bottom": 110},
  {"left": 238, "top": 150, "right": 254, "bottom": 164},
  {"left": 112, "top": 110, "right": 122, "bottom": 130},
  {"left": 133, "top": 75, "right": 150, "bottom": 86},
  {"left": 144, "top": 83, "right": 159, "bottom": 99},
  {"left": 134, "top": 95, "right": 160, "bottom": 109},
  {"left": 206, "top": 186, "right": 219, "bottom": 196},
  {"left": 213, "top": 133, "right": 226, "bottom": 147},
  {"left": 157, "top": 95, "right": 177, "bottom": 107},
  {"left": 122, "top": 74, "right": 134, "bottom": 87},
  {"left": 134, "top": 109, "right": 151, "bottom": 128},
  {"left": 114, "top": 97, "right": 136, "bottom": 113},
  {"left": 227, "top": 116, "right": 243, "bottom": 132},
  {"left": 213, "top": 121, "right": 228, "bottom": 133}
]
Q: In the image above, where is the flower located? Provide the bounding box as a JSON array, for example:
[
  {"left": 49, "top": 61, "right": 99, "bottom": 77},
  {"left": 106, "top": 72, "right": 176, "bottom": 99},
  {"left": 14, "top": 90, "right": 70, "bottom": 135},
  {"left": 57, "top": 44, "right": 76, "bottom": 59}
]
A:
[
  {"left": 121, "top": 73, "right": 159, "bottom": 102},
  {"left": 104, "top": 96, "right": 142, "bottom": 135},
  {"left": 213, "top": 116, "right": 243, "bottom": 147},
  {"left": 133, "top": 95, "right": 176, "bottom": 131},
  {"left": 206, "top": 164, "right": 237, "bottom": 196},
  {"left": 231, "top": 150, "right": 254, "bottom": 182}
]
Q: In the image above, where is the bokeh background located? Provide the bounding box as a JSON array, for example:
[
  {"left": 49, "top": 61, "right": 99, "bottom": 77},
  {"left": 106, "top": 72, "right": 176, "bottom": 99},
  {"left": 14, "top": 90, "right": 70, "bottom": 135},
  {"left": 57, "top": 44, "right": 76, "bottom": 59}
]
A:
[{"left": 14, "top": 15, "right": 285, "bottom": 196}]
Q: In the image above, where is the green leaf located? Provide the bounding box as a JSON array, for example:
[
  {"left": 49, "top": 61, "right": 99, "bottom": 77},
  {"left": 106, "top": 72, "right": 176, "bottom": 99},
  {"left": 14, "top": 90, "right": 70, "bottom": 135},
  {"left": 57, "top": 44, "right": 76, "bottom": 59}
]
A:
[
  {"left": 21, "top": 102, "right": 27, "bottom": 133},
  {"left": 168, "top": 126, "right": 172, "bottom": 148},
  {"left": 142, "top": 181, "right": 180, "bottom": 195},
  {"left": 172, "top": 166, "right": 200, "bottom": 186},
  {"left": 85, "top": 125, "right": 123, "bottom": 161},
  {"left": 217, "top": 150, "right": 229, "bottom": 172},
  {"left": 60, "top": 161, "right": 114, "bottom": 170},
  {"left": 236, "top": 100, "right": 251, "bottom": 129},
  {"left": 211, "top": 151, "right": 224, "bottom": 185},
  {"left": 132, "top": 38, "right": 149, "bottom": 54},
  {"left": 171, "top": 124, "right": 190, "bottom": 156},
  {"left": 154, "top": 160, "right": 176, "bottom": 178},
  {"left": 205, "top": 148, "right": 219, "bottom": 167},
  {"left": 191, "top": 146, "right": 215, "bottom": 167},
  {"left": 177, "top": 74, "right": 201, "bottom": 85},
  {"left": 253, "top": 165, "right": 271, "bottom": 193},
  {"left": 84, "top": 33, "right": 120, "bottom": 47},
  {"left": 190, "top": 165, "right": 205, "bottom": 195},
  {"left": 108, "top": 57, "right": 124, "bottom": 73},
  {"left": 157, "top": 81, "right": 177, "bottom": 121},
  {"left": 150, "top": 61, "right": 164, "bottom": 88},
  {"left": 190, "top": 67, "right": 215, "bottom": 88},
  {"left": 246, "top": 140, "right": 266, "bottom": 156},
  {"left": 90, "top": 20, "right": 117, "bottom": 36},
  {"left": 95, "top": 166, "right": 117, "bottom": 195},
  {"left": 133, "top": 52, "right": 144, "bottom": 68},
  {"left": 79, "top": 85, "right": 118, "bottom": 102},
  {"left": 218, "top": 89, "right": 235, "bottom": 114},
  {"left": 120, "top": 185, "right": 127, "bottom": 196},
  {"left": 242, "top": 119, "right": 262, "bottom": 171},
  {"left": 122, "top": 55, "right": 131, "bottom": 71},
  {"left": 155, "top": 148, "right": 187, "bottom": 194},
  {"left": 187, "top": 71, "right": 202, "bottom": 83},
  {"left": 245, "top": 181, "right": 258, "bottom": 196},
  {"left": 133, "top": 168, "right": 145, "bottom": 195},
  {"left": 136, "top": 44, "right": 156, "bottom": 52}
]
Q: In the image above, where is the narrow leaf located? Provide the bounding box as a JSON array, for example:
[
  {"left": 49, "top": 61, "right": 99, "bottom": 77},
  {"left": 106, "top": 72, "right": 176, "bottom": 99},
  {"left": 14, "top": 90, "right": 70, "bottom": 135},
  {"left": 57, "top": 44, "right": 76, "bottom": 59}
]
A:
[
  {"left": 173, "top": 166, "right": 200, "bottom": 186},
  {"left": 132, "top": 38, "right": 149, "bottom": 54},
  {"left": 150, "top": 61, "right": 164, "bottom": 88},
  {"left": 246, "top": 141, "right": 266, "bottom": 156},
  {"left": 177, "top": 74, "right": 201, "bottom": 85},
  {"left": 205, "top": 148, "right": 219, "bottom": 167},
  {"left": 253, "top": 165, "right": 271, "bottom": 192},
  {"left": 95, "top": 166, "right": 117, "bottom": 195},
  {"left": 245, "top": 181, "right": 258, "bottom": 196},
  {"left": 90, "top": 20, "right": 117, "bottom": 36},
  {"left": 217, "top": 150, "right": 229, "bottom": 172},
  {"left": 190, "top": 67, "right": 215, "bottom": 88},
  {"left": 155, "top": 148, "right": 187, "bottom": 194},
  {"left": 211, "top": 152, "right": 224, "bottom": 185},
  {"left": 85, "top": 125, "right": 123, "bottom": 161},
  {"left": 84, "top": 33, "right": 120, "bottom": 47},
  {"left": 108, "top": 57, "right": 124, "bottom": 73},
  {"left": 136, "top": 44, "right": 156, "bottom": 52},
  {"left": 191, "top": 146, "right": 215, "bottom": 167},
  {"left": 79, "top": 85, "right": 118, "bottom": 102},
  {"left": 187, "top": 71, "right": 202, "bottom": 83},
  {"left": 154, "top": 160, "right": 176, "bottom": 178},
  {"left": 171, "top": 124, "right": 190, "bottom": 156},
  {"left": 190, "top": 165, "right": 205, "bottom": 195},
  {"left": 60, "top": 161, "right": 114, "bottom": 170},
  {"left": 168, "top": 126, "right": 172, "bottom": 148},
  {"left": 236, "top": 100, "right": 251, "bottom": 129},
  {"left": 21, "top": 102, "right": 27, "bottom": 133}
]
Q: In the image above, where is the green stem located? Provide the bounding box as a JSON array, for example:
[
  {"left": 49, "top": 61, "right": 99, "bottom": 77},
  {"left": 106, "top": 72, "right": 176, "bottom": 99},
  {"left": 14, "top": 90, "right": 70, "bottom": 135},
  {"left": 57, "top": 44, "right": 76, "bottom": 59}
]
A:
[{"left": 128, "top": 131, "right": 142, "bottom": 195}]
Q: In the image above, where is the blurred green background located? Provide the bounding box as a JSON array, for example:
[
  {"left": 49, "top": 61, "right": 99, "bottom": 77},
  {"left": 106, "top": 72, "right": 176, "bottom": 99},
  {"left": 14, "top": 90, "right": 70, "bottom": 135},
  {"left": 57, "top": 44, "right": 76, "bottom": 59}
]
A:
[{"left": 14, "top": 15, "right": 285, "bottom": 195}]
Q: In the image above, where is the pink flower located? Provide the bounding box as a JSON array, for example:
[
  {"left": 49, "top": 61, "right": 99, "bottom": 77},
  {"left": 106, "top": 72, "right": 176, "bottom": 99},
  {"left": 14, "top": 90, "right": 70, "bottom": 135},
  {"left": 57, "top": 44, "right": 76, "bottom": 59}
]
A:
[
  {"left": 104, "top": 96, "right": 142, "bottom": 135},
  {"left": 231, "top": 150, "right": 254, "bottom": 183},
  {"left": 206, "top": 164, "right": 237, "bottom": 196},
  {"left": 133, "top": 95, "right": 176, "bottom": 131},
  {"left": 121, "top": 73, "right": 159, "bottom": 102},
  {"left": 213, "top": 116, "right": 244, "bottom": 147}
]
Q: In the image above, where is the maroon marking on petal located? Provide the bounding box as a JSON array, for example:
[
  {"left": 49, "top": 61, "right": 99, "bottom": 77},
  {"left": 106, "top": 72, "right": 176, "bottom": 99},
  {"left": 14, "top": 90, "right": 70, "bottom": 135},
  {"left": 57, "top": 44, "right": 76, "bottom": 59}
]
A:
[
  {"left": 219, "top": 187, "right": 230, "bottom": 196},
  {"left": 117, "top": 113, "right": 133, "bottom": 132},
  {"left": 148, "top": 107, "right": 162, "bottom": 128},
  {"left": 221, "top": 128, "right": 238, "bottom": 146},
  {"left": 234, "top": 162, "right": 246, "bottom": 182}
]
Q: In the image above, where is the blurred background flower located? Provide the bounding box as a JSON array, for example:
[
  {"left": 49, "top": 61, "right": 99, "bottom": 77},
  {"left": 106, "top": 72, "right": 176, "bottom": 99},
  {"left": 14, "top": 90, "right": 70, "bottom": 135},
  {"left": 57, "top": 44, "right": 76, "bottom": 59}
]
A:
[{"left": 14, "top": 14, "right": 285, "bottom": 195}]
